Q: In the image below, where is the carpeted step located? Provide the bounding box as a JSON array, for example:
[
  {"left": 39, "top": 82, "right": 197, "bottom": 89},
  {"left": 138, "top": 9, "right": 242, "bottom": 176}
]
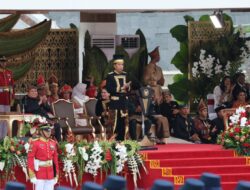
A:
[
  {"left": 136, "top": 144, "right": 250, "bottom": 190},
  {"left": 138, "top": 166, "right": 250, "bottom": 188},
  {"left": 174, "top": 182, "right": 238, "bottom": 190},
  {"left": 141, "top": 149, "right": 235, "bottom": 160},
  {"left": 145, "top": 156, "right": 247, "bottom": 167},
  {"left": 165, "top": 165, "right": 250, "bottom": 175},
  {"left": 167, "top": 173, "right": 250, "bottom": 183}
]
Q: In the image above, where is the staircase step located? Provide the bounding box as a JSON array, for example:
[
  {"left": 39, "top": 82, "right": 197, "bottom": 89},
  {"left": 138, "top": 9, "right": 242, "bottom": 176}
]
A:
[
  {"left": 174, "top": 182, "right": 238, "bottom": 190},
  {"left": 137, "top": 144, "right": 250, "bottom": 190},
  {"left": 145, "top": 157, "right": 247, "bottom": 167},
  {"left": 142, "top": 149, "right": 235, "bottom": 160},
  {"left": 164, "top": 165, "right": 250, "bottom": 175}
]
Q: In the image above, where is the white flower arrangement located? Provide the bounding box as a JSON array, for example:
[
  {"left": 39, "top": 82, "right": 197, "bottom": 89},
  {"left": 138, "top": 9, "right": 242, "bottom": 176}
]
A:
[
  {"left": 192, "top": 49, "right": 229, "bottom": 78},
  {"left": 78, "top": 147, "right": 88, "bottom": 161},
  {"left": 84, "top": 141, "right": 103, "bottom": 176},
  {"left": 115, "top": 143, "right": 128, "bottom": 174},
  {"left": 63, "top": 143, "right": 78, "bottom": 186},
  {"left": 230, "top": 107, "right": 250, "bottom": 128}
]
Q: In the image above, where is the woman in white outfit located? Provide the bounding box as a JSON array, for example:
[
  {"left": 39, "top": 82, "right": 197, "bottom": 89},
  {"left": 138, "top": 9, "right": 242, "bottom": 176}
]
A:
[
  {"left": 72, "top": 83, "right": 90, "bottom": 116},
  {"left": 213, "top": 76, "right": 233, "bottom": 108}
]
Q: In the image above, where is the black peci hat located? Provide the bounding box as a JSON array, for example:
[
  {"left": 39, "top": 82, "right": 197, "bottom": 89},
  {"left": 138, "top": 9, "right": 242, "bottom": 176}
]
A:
[
  {"left": 214, "top": 104, "right": 227, "bottom": 113},
  {"left": 113, "top": 54, "right": 124, "bottom": 64}
]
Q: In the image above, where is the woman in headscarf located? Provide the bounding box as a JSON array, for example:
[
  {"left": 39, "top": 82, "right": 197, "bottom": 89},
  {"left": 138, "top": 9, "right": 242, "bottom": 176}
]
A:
[{"left": 72, "top": 83, "right": 90, "bottom": 115}]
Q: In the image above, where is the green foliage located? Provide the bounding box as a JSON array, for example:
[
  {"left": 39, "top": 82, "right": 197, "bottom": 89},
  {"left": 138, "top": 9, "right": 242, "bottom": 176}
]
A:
[
  {"left": 168, "top": 74, "right": 190, "bottom": 103},
  {"left": 184, "top": 15, "right": 194, "bottom": 23},
  {"left": 136, "top": 29, "right": 148, "bottom": 82},
  {"left": 170, "top": 25, "right": 188, "bottom": 43}
]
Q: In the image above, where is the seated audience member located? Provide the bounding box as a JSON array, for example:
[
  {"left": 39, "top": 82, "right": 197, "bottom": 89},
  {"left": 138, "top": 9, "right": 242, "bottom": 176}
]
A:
[
  {"left": 85, "top": 76, "right": 98, "bottom": 98},
  {"left": 173, "top": 104, "right": 200, "bottom": 143},
  {"left": 95, "top": 87, "right": 113, "bottom": 138},
  {"left": 37, "top": 74, "right": 49, "bottom": 98},
  {"left": 127, "top": 92, "right": 152, "bottom": 141},
  {"left": 47, "top": 74, "right": 59, "bottom": 105},
  {"left": 232, "top": 72, "right": 250, "bottom": 101},
  {"left": 23, "top": 85, "right": 51, "bottom": 118},
  {"left": 149, "top": 92, "right": 170, "bottom": 144},
  {"left": 95, "top": 87, "right": 110, "bottom": 125},
  {"left": 22, "top": 85, "right": 61, "bottom": 141},
  {"left": 72, "top": 83, "right": 90, "bottom": 115},
  {"left": 160, "top": 90, "right": 179, "bottom": 134},
  {"left": 60, "top": 84, "right": 72, "bottom": 101},
  {"left": 213, "top": 76, "right": 233, "bottom": 108},
  {"left": 211, "top": 104, "right": 227, "bottom": 142},
  {"left": 232, "top": 90, "right": 249, "bottom": 108},
  {"left": 193, "top": 99, "right": 217, "bottom": 144}
]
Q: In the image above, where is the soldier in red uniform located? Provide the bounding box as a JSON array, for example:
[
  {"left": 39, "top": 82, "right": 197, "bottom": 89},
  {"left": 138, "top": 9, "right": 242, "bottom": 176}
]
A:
[
  {"left": 0, "top": 56, "right": 14, "bottom": 112},
  {"left": 27, "top": 123, "right": 59, "bottom": 190}
]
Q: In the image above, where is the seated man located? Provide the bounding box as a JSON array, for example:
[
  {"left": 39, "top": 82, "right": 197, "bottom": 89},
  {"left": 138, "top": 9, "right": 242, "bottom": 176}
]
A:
[
  {"left": 173, "top": 104, "right": 200, "bottom": 143},
  {"left": 149, "top": 92, "right": 170, "bottom": 144},
  {"left": 211, "top": 104, "right": 227, "bottom": 143},
  {"left": 22, "top": 85, "right": 61, "bottom": 142},
  {"left": 193, "top": 99, "right": 217, "bottom": 144},
  {"left": 128, "top": 93, "right": 152, "bottom": 141},
  {"left": 160, "top": 90, "right": 179, "bottom": 135}
]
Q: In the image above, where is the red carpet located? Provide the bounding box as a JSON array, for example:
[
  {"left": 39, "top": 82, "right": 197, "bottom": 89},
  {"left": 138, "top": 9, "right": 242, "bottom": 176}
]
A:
[
  {"left": 1, "top": 144, "right": 250, "bottom": 190},
  {"left": 136, "top": 144, "right": 250, "bottom": 190}
]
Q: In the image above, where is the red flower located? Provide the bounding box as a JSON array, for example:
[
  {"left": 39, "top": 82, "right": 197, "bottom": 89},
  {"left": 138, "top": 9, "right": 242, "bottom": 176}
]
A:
[
  {"left": 240, "top": 112, "right": 247, "bottom": 117},
  {"left": 234, "top": 127, "right": 241, "bottom": 133},
  {"left": 105, "top": 149, "right": 112, "bottom": 161},
  {"left": 242, "top": 143, "right": 250, "bottom": 147},
  {"left": 229, "top": 132, "right": 234, "bottom": 137}
]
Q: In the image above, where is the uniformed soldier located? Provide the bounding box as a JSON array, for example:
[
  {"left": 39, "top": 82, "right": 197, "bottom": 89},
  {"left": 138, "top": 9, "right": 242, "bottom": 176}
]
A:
[
  {"left": 0, "top": 56, "right": 14, "bottom": 112},
  {"left": 106, "top": 54, "right": 131, "bottom": 141},
  {"left": 27, "top": 123, "right": 59, "bottom": 190}
]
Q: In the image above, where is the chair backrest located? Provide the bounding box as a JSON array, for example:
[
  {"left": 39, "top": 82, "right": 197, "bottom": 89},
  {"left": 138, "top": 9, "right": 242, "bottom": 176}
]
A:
[
  {"left": 222, "top": 108, "right": 236, "bottom": 129},
  {"left": 52, "top": 99, "right": 76, "bottom": 129},
  {"left": 85, "top": 98, "right": 98, "bottom": 117}
]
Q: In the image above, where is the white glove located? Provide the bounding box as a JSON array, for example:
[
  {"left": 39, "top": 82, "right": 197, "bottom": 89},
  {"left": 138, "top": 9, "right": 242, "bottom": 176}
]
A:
[
  {"left": 30, "top": 177, "right": 37, "bottom": 184},
  {"left": 53, "top": 177, "right": 58, "bottom": 185}
]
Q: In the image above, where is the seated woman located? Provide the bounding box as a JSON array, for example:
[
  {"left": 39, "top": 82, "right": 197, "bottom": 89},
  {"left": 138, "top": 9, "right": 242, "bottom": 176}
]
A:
[
  {"left": 95, "top": 87, "right": 113, "bottom": 139},
  {"left": 213, "top": 76, "right": 234, "bottom": 108},
  {"left": 232, "top": 90, "right": 249, "bottom": 108},
  {"left": 60, "top": 84, "right": 72, "bottom": 101},
  {"left": 72, "top": 83, "right": 90, "bottom": 116}
]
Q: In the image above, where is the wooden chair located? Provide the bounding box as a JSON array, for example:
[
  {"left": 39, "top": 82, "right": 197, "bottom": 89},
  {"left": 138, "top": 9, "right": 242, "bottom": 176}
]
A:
[
  {"left": 85, "top": 98, "right": 106, "bottom": 140},
  {"left": 52, "top": 99, "right": 95, "bottom": 137},
  {"left": 221, "top": 108, "right": 236, "bottom": 129}
]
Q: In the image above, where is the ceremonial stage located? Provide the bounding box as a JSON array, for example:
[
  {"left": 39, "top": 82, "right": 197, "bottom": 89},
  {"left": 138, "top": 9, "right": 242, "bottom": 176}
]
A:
[{"left": 2, "top": 141, "right": 249, "bottom": 190}]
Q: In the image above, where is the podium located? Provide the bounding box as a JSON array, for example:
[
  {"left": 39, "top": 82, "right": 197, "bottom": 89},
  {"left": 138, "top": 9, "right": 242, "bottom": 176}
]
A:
[{"left": 0, "top": 112, "right": 35, "bottom": 137}]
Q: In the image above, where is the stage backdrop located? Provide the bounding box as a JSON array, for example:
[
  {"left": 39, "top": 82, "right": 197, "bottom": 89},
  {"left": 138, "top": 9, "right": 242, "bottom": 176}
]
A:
[{"left": 14, "top": 29, "right": 79, "bottom": 92}]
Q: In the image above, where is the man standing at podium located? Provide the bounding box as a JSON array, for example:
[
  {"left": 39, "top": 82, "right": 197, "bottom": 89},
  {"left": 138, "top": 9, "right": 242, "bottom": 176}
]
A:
[
  {"left": 0, "top": 56, "right": 15, "bottom": 112},
  {"left": 106, "top": 54, "right": 131, "bottom": 141}
]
